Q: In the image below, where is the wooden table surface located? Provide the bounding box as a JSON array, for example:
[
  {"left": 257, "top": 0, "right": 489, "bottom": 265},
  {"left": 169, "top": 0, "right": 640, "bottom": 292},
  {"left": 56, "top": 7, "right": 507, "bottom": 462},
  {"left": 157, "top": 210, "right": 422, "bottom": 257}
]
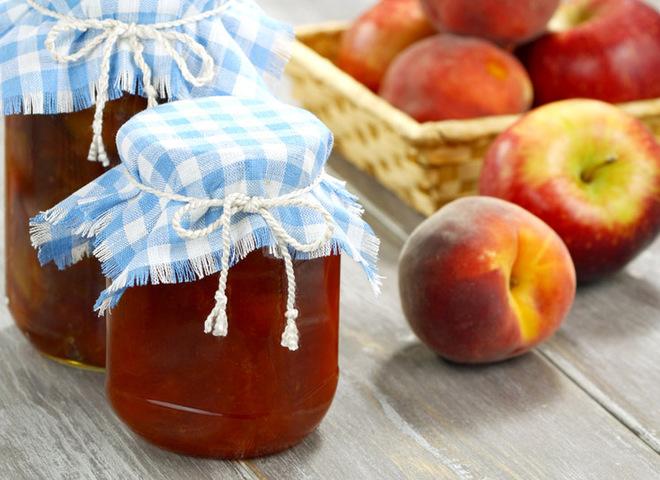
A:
[{"left": 2, "top": 1, "right": 660, "bottom": 479}]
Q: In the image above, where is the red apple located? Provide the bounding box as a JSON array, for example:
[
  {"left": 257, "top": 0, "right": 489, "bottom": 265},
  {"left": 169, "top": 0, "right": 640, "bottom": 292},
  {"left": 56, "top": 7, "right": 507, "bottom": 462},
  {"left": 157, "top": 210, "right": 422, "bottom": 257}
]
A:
[
  {"left": 399, "top": 196, "right": 576, "bottom": 364},
  {"left": 520, "top": 0, "right": 660, "bottom": 104},
  {"left": 336, "top": 0, "right": 435, "bottom": 92},
  {"left": 420, "top": 0, "right": 559, "bottom": 45},
  {"left": 480, "top": 99, "right": 660, "bottom": 283},
  {"left": 380, "top": 34, "right": 533, "bottom": 122}
]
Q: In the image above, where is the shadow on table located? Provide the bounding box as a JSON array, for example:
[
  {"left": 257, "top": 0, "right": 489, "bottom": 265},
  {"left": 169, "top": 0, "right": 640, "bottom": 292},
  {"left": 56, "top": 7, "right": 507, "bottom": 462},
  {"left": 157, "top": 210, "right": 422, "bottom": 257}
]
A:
[
  {"left": 372, "top": 342, "right": 564, "bottom": 438},
  {"left": 561, "top": 272, "right": 660, "bottom": 342}
]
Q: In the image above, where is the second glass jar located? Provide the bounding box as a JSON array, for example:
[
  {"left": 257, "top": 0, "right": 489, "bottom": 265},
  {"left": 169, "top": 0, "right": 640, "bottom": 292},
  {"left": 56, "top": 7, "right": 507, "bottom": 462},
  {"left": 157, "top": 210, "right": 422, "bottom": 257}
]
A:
[{"left": 5, "top": 95, "right": 147, "bottom": 369}]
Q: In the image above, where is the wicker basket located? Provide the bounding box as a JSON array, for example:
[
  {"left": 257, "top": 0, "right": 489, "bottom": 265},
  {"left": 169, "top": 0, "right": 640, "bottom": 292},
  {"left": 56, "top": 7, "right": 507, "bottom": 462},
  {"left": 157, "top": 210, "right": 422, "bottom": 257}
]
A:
[{"left": 286, "top": 22, "right": 660, "bottom": 216}]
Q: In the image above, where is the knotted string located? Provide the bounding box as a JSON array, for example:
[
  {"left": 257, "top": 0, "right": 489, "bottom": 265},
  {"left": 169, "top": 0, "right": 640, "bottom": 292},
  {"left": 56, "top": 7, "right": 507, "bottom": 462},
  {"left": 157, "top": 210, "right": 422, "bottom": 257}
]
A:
[
  {"left": 26, "top": 0, "right": 231, "bottom": 166},
  {"left": 127, "top": 172, "right": 335, "bottom": 351}
]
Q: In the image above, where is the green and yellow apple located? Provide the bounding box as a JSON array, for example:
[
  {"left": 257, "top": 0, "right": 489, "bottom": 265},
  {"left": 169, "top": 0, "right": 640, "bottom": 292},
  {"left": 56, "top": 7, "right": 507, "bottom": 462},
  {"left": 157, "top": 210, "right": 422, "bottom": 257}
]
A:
[
  {"left": 399, "top": 196, "right": 576, "bottom": 364},
  {"left": 480, "top": 99, "right": 660, "bottom": 282}
]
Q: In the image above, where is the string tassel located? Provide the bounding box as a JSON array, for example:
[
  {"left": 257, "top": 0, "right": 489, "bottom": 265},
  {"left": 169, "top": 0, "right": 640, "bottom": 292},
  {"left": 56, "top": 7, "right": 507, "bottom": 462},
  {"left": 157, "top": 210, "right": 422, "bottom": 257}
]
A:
[
  {"left": 281, "top": 309, "right": 300, "bottom": 351},
  {"left": 127, "top": 173, "right": 334, "bottom": 351}
]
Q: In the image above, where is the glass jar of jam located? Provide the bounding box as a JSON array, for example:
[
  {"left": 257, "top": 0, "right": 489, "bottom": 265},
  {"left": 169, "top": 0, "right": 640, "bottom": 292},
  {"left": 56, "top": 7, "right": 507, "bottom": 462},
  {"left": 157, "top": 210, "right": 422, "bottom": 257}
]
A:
[
  {"left": 5, "top": 95, "right": 147, "bottom": 369},
  {"left": 107, "top": 249, "right": 340, "bottom": 458}
]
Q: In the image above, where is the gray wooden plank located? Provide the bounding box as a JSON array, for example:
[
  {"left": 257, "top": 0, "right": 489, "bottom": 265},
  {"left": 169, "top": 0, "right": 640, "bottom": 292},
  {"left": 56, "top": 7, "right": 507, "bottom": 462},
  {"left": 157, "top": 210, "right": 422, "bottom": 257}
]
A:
[
  {"left": 3, "top": 156, "right": 659, "bottom": 478},
  {"left": 245, "top": 205, "right": 660, "bottom": 480},
  {"left": 309, "top": 0, "right": 660, "bottom": 456},
  {"left": 329, "top": 150, "right": 660, "bottom": 458},
  {"left": 0, "top": 319, "right": 259, "bottom": 480},
  {"left": 537, "top": 247, "right": 660, "bottom": 452},
  {"left": 3, "top": 223, "right": 660, "bottom": 479},
  {"left": 2, "top": 1, "right": 660, "bottom": 479}
]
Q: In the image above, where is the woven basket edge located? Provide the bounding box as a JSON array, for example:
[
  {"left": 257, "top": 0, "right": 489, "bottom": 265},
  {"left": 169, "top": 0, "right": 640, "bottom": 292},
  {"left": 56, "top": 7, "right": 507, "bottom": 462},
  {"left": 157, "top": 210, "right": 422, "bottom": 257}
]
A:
[
  {"left": 287, "top": 39, "right": 427, "bottom": 143},
  {"left": 290, "top": 21, "right": 660, "bottom": 145}
]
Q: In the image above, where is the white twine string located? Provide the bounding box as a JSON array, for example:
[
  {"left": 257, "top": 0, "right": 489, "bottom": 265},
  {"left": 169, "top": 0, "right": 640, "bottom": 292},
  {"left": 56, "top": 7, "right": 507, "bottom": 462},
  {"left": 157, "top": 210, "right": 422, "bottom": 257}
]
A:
[
  {"left": 26, "top": 0, "right": 231, "bottom": 166},
  {"left": 127, "top": 173, "right": 335, "bottom": 351}
]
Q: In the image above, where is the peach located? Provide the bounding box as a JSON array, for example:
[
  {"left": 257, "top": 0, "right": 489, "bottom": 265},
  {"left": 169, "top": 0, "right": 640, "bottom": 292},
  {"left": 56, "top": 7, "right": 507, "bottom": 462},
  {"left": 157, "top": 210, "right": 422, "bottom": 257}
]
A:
[
  {"left": 398, "top": 197, "right": 576, "bottom": 364},
  {"left": 379, "top": 34, "right": 533, "bottom": 122},
  {"left": 421, "top": 0, "right": 559, "bottom": 45},
  {"left": 336, "top": 0, "right": 435, "bottom": 92}
]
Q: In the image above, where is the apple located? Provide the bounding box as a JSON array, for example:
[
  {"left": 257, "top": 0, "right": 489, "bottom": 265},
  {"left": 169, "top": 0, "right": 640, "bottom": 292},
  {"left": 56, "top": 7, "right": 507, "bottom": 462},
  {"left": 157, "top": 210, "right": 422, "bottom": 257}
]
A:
[
  {"left": 520, "top": 0, "right": 660, "bottom": 104},
  {"left": 479, "top": 99, "right": 660, "bottom": 283},
  {"left": 336, "top": 0, "right": 435, "bottom": 92},
  {"left": 399, "top": 196, "right": 576, "bottom": 364},
  {"left": 380, "top": 34, "right": 533, "bottom": 122},
  {"left": 420, "top": 0, "right": 559, "bottom": 45}
]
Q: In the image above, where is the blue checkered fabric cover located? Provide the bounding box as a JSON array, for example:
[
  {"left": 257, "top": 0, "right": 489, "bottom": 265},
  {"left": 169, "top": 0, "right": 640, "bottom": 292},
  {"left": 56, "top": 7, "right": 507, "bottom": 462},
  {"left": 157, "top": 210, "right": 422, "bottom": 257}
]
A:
[
  {"left": 0, "top": 0, "right": 292, "bottom": 114},
  {"left": 30, "top": 96, "right": 381, "bottom": 312}
]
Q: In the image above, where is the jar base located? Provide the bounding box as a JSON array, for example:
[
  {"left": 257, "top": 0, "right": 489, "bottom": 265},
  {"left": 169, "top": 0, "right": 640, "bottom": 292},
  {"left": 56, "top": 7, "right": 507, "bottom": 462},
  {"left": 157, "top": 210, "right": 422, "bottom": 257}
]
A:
[
  {"left": 108, "top": 382, "right": 336, "bottom": 459},
  {"left": 39, "top": 351, "right": 105, "bottom": 373},
  {"left": 125, "top": 425, "right": 314, "bottom": 459},
  {"left": 11, "top": 308, "right": 106, "bottom": 370}
]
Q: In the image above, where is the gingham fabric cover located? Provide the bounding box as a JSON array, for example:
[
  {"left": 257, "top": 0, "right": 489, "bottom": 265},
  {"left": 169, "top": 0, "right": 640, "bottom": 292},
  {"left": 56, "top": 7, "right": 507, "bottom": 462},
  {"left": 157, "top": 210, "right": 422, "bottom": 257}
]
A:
[
  {"left": 0, "top": 0, "right": 292, "bottom": 114},
  {"left": 30, "top": 96, "right": 381, "bottom": 312}
]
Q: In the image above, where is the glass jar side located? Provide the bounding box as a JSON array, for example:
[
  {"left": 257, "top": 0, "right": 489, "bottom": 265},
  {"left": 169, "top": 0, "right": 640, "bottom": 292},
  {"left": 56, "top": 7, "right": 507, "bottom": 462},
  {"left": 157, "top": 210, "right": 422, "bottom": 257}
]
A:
[
  {"left": 5, "top": 95, "right": 147, "bottom": 369},
  {"left": 107, "top": 249, "right": 341, "bottom": 458}
]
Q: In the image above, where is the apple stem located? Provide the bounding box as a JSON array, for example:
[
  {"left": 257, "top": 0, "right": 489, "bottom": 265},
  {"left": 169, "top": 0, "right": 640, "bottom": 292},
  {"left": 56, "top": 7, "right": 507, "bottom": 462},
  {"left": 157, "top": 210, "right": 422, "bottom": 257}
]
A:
[{"left": 581, "top": 155, "right": 617, "bottom": 183}]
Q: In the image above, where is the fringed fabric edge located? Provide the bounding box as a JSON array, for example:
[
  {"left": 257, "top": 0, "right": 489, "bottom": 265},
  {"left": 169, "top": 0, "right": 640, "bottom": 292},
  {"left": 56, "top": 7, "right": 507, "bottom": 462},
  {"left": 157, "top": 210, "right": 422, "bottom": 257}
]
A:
[
  {"left": 0, "top": 5, "right": 295, "bottom": 115},
  {"left": 30, "top": 175, "right": 381, "bottom": 316}
]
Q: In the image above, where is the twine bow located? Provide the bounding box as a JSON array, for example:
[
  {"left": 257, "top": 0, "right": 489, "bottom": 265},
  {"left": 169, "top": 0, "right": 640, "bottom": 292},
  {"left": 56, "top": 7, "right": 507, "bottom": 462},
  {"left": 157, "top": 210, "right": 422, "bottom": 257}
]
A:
[
  {"left": 129, "top": 174, "right": 335, "bottom": 351},
  {"left": 26, "top": 0, "right": 231, "bottom": 166}
]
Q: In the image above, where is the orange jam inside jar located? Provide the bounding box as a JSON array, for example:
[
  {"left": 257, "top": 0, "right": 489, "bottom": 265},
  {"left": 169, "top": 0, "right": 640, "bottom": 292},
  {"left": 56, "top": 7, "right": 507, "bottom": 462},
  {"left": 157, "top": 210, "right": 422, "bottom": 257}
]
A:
[
  {"left": 107, "top": 249, "right": 341, "bottom": 458},
  {"left": 5, "top": 95, "right": 147, "bottom": 369}
]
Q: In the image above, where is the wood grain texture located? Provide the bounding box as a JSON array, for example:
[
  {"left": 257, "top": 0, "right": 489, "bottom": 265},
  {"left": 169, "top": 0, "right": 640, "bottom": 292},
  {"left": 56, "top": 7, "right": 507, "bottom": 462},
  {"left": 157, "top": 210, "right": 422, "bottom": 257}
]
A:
[
  {"left": 248, "top": 223, "right": 660, "bottom": 480},
  {"left": 0, "top": 322, "right": 259, "bottom": 480},
  {"left": 2, "top": 0, "right": 660, "bottom": 479},
  {"left": 329, "top": 149, "right": 660, "bottom": 459},
  {"left": 300, "top": 3, "right": 660, "bottom": 460},
  {"left": 538, "top": 249, "right": 660, "bottom": 452},
  {"left": 4, "top": 218, "right": 658, "bottom": 479},
  {"left": 3, "top": 221, "right": 660, "bottom": 479}
]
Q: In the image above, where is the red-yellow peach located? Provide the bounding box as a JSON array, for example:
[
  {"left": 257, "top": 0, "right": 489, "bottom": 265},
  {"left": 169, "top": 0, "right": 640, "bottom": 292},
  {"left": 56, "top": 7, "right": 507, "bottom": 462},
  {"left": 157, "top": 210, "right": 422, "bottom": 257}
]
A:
[
  {"left": 399, "top": 197, "right": 576, "bottom": 364},
  {"left": 380, "top": 34, "right": 533, "bottom": 122}
]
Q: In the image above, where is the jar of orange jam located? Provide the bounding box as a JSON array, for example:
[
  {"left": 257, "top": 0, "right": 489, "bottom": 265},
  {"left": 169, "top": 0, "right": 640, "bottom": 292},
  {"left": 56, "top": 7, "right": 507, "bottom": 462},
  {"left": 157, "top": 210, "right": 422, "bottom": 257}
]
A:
[
  {"left": 5, "top": 95, "right": 146, "bottom": 369},
  {"left": 30, "top": 96, "right": 380, "bottom": 457},
  {"left": 107, "top": 250, "right": 340, "bottom": 457},
  {"left": 1, "top": 0, "right": 296, "bottom": 370}
]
